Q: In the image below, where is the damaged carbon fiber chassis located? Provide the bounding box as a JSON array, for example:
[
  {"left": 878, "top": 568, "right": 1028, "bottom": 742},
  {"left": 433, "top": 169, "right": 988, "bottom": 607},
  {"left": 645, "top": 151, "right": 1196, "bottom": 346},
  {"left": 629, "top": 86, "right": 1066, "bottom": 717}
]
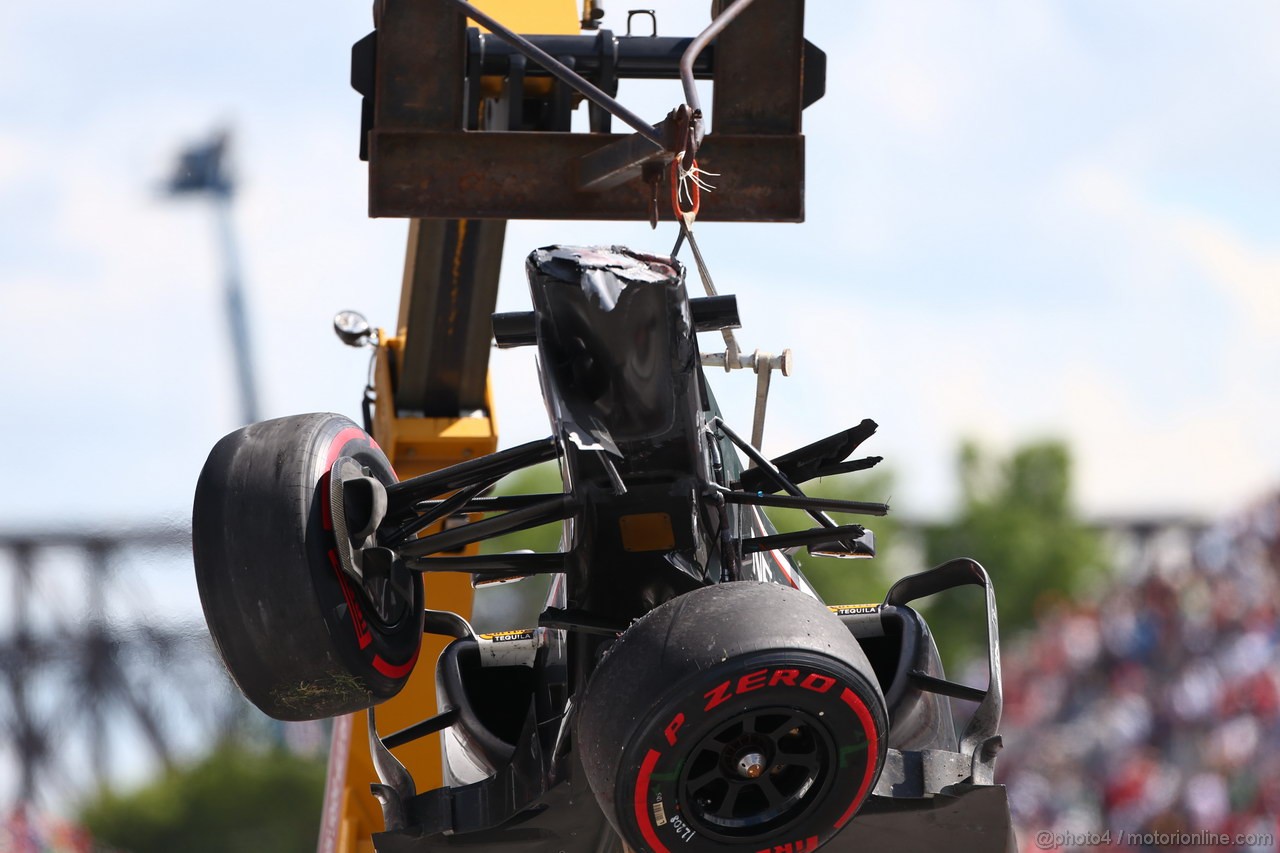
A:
[{"left": 367, "top": 249, "right": 1014, "bottom": 853}]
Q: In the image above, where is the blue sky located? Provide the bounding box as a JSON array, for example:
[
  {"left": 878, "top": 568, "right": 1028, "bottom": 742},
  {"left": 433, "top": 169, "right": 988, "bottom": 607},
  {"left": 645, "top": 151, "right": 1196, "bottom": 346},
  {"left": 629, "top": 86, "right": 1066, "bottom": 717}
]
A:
[{"left": 2, "top": 0, "right": 1278, "bottom": 529}]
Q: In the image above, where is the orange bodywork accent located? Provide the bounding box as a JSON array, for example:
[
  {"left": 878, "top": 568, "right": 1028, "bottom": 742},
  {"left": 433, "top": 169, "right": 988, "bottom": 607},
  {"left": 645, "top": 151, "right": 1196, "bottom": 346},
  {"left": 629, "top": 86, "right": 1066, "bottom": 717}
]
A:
[{"left": 619, "top": 512, "right": 677, "bottom": 552}]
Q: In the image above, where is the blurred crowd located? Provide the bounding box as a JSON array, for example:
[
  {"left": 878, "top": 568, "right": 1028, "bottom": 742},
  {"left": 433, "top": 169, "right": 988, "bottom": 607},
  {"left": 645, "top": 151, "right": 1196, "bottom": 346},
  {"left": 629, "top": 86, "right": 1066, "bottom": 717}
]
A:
[
  {"left": 998, "top": 494, "right": 1280, "bottom": 851},
  {"left": 1, "top": 804, "right": 94, "bottom": 852}
]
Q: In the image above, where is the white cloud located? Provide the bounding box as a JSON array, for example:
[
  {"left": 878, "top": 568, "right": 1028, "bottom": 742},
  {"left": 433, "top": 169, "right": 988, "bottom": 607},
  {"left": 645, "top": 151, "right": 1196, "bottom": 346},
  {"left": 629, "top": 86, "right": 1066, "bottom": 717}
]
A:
[
  {"left": 1061, "top": 366, "right": 1276, "bottom": 514},
  {"left": 1175, "top": 217, "right": 1280, "bottom": 338},
  {"left": 0, "top": 133, "right": 26, "bottom": 187}
]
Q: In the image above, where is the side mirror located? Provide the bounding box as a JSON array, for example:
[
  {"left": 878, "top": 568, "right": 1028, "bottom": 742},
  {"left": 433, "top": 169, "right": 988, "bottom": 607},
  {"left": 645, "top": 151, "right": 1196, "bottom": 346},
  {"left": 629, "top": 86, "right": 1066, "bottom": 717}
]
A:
[
  {"left": 333, "top": 310, "right": 375, "bottom": 347},
  {"left": 809, "top": 528, "right": 875, "bottom": 559}
]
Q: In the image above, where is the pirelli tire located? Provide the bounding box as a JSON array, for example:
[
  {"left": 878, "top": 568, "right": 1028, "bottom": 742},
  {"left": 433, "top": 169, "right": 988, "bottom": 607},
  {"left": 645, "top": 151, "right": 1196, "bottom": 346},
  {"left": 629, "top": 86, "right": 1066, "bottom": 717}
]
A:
[
  {"left": 192, "top": 413, "right": 424, "bottom": 722},
  {"left": 577, "top": 582, "right": 887, "bottom": 853}
]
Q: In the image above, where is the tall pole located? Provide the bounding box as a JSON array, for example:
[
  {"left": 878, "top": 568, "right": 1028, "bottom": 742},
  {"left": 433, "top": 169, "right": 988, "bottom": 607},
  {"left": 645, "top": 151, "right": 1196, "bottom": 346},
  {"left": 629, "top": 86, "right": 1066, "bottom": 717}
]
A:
[
  {"left": 165, "top": 129, "right": 261, "bottom": 426},
  {"left": 212, "top": 191, "right": 260, "bottom": 425}
]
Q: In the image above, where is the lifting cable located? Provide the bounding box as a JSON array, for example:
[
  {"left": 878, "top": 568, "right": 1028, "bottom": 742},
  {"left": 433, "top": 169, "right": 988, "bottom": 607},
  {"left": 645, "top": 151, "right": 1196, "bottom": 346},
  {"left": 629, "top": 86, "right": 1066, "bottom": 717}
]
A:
[{"left": 665, "top": 143, "right": 791, "bottom": 458}]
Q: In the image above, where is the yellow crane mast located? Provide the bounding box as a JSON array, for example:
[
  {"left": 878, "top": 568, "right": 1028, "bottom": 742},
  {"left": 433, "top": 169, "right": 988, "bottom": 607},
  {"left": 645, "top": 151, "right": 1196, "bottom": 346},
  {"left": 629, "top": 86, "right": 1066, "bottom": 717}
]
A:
[{"left": 319, "top": 5, "right": 582, "bottom": 851}]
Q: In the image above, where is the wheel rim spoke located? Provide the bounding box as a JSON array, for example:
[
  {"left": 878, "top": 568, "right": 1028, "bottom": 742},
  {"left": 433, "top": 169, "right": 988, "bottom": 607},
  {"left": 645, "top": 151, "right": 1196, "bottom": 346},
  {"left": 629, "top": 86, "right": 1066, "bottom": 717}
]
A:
[
  {"left": 686, "top": 763, "right": 720, "bottom": 789},
  {"left": 760, "top": 778, "right": 789, "bottom": 809},
  {"left": 710, "top": 721, "right": 744, "bottom": 744},
  {"left": 720, "top": 781, "right": 746, "bottom": 817},
  {"left": 758, "top": 713, "right": 804, "bottom": 735},
  {"left": 777, "top": 749, "right": 820, "bottom": 770},
  {"left": 679, "top": 705, "right": 835, "bottom": 836}
]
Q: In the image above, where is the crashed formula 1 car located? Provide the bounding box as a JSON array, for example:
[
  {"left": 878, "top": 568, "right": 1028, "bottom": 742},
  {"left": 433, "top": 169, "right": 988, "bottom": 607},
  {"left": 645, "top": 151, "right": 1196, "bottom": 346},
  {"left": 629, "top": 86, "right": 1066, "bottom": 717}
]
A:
[{"left": 193, "top": 246, "right": 1014, "bottom": 853}]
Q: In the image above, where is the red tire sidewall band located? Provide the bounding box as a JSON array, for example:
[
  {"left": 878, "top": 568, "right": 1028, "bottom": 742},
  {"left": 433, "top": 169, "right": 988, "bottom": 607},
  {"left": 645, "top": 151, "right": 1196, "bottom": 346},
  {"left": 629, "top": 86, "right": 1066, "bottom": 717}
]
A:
[
  {"left": 617, "top": 651, "right": 885, "bottom": 853},
  {"left": 315, "top": 426, "right": 421, "bottom": 695}
]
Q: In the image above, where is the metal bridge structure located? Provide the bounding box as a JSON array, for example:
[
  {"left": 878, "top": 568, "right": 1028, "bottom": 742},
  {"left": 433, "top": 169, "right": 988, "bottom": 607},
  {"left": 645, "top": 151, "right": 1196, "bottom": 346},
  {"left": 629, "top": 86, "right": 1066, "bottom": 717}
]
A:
[{"left": 0, "top": 526, "right": 256, "bottom": 810}]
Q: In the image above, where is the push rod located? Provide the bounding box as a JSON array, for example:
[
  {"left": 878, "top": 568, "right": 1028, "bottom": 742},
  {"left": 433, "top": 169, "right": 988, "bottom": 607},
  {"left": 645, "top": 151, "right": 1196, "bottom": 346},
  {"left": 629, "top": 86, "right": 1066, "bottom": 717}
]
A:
[
  {"left": 405, "top": 553, "right": 567, "bottom": 574},
  {"left": 716, "top": 488, "right": 889, "bottom": 518},
  {"left": 741, "top": 523, "right": 868, "bottom": 555},
  {"left": 384, "top": 436, "right": 560, "bottom": 514},
  {"left": 396, "top": 495, "right": 576, "bottom": 558},
  {"left": 413, "top": 493, "right": 569, "bottom": 514}
]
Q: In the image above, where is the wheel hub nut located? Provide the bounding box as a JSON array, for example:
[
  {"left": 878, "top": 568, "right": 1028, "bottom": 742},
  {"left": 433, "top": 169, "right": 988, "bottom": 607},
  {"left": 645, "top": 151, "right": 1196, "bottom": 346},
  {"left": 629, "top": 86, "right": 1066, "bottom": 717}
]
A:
[{"left": 737, "top": 752, "right": 767, "bottom": 779}]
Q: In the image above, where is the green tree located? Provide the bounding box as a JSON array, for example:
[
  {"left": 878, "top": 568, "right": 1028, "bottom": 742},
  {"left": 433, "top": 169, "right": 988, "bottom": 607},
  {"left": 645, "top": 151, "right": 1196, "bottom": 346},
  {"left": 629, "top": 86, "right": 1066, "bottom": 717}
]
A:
[
  {"left": 79, "top": 744, "right": 326, "bottom": 853},
  {"left": 920, "top": 439, "right": 1109, "bottom": 666},
  {"left": 473, "top": 461, "right": 565, "bottom": 631},
  {"left": 478, "top": 461, "right": 566, "bottom": 556}
]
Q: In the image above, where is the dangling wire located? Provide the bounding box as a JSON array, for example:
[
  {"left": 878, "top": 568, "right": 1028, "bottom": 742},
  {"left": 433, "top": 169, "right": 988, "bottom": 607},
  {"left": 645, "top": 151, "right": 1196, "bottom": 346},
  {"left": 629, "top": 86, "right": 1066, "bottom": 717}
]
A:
[
  {"left": 669, "top": 156, "right": 718, "bottom": 224},
  {"left": 668, "top": 155, "right": 719, "bottom": 263},
  {"left": 679, "top": 160, "right": 718, "bottom": 203}
]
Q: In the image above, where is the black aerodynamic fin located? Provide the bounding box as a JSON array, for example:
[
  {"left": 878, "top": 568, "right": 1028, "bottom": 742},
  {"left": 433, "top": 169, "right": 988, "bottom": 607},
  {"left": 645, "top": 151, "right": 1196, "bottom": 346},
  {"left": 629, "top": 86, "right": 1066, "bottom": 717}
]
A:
[{"left": 739, "top": 418, "right": 880, "bottom": 493}]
